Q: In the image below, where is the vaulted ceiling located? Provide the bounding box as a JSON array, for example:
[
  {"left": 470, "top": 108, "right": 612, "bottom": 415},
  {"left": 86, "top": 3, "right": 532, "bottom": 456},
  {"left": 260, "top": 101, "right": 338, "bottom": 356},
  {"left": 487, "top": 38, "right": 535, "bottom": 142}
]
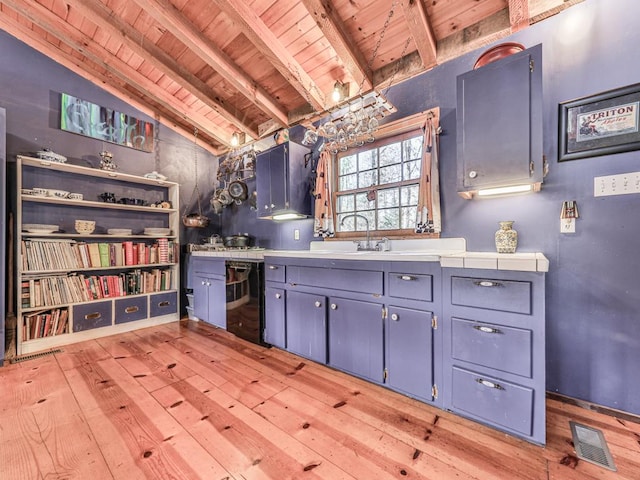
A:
[{"left": 0, "top": 0, "right": 583, "bottom": 154}]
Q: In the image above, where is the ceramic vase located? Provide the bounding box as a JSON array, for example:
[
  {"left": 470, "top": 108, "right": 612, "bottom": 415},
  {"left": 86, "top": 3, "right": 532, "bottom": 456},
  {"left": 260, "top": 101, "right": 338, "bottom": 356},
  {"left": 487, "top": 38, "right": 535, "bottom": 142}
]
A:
[{"left": 495, "top": 221, "right": 518, "bottom": 253}]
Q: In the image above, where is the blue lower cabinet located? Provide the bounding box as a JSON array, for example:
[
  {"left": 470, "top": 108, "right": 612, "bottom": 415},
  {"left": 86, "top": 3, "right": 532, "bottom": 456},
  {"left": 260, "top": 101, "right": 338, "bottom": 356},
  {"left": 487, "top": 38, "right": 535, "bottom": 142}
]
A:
[
  {"left": 264, "top": 286, "right": 286, "bottom": 348},
  {"left": 115, "top": 296, "right": 148, "bottom": 324},
  {"left": 73, "top": 301, "right": 112, "bottom": 332},
  {"left": 450, "top": 366, "right": 534, "bottom": 437},
  {"left": 286, "top": 290, "right": 327, "bottom": 364},
  {"left": 150, "top": 291, "right": 178, "bottom": 318}
]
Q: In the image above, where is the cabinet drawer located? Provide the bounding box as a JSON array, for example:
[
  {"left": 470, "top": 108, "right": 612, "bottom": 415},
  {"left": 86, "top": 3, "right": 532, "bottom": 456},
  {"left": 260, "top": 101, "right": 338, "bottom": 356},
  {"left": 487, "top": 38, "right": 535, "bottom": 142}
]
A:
[
  {"left": 114, "top": 296, "right": 148, "bottom": 324},
  {"left": 287, "top": 266, "right": 383, "bottom": 295},
  {"left": 451, "top": 276, "right": 531, "bottom": 314},
  {"left": 191, "top": 258, "right": 226, "bottom": 276},
  {"left": 451, "top": 367, "right": 533, "bottom": 436},
  {"left": 73, "top": 301, "right": 112, "bottom": 332},
  {"left": 150, "top": 291, "right": 178, "bottom": 317},
  {"left": 452, "top": 318, "right": 532, "bottom": 377},
  {"left": 265, "top": 263, "right": 285, "bottom": 283},
  {"left": 388, "top": 272, "right": 433, "bottom": 302}
]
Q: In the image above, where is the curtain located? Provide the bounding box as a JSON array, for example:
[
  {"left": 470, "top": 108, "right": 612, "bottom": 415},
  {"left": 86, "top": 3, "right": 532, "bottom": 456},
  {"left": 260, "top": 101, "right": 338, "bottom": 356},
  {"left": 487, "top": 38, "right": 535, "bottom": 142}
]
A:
[
  {"left": 415, "top": 112, "right": 441, "bottom": 234},
  {"left": 313, "top": 148, "right": 335, "bottom": 237}
]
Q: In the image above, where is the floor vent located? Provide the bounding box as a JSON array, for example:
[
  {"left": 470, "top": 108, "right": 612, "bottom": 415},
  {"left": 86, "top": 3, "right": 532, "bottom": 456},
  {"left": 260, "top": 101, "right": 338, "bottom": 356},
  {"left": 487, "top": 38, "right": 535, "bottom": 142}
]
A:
[
  {"left": 10, "top": 348, "right": 63, "bottom": 364},
  {"left": 569, "top": 421, "right": 617, "bottom": 471}
]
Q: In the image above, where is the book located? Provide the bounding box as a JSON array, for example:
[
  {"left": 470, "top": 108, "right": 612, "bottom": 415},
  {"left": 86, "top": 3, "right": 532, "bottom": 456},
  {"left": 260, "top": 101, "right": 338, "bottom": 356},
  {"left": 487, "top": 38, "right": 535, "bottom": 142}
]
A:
[
  {"left": 98, "top": 243, "right": 110, "bottom": 267},
  {"left": 88, "top": 243, "right": 101, "bottom": 268}
]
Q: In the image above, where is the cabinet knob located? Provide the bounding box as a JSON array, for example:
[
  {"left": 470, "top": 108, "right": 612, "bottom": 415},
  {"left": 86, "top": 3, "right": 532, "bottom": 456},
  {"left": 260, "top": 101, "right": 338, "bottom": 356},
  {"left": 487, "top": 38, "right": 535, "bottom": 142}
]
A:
[
  {"left": 315, "top": 301, "right": 322, "bottom": 308},
  {"left": 468, "top": 170, "right": 478, "bottom": 179},
  {"left": 275, "top": 293, "right": 282, "bottom": 299},
  {"left": 270, "top": 203, "right": 275, "bottom": 208},
  {"left": 330, "top": 303, "right": 337, "bottom": 310},
  {"left": 201, "top": 281, "right": 206, "bottom": 286},
  {"left": 391, "top": 313, "right": 399, "bottom": 321}
]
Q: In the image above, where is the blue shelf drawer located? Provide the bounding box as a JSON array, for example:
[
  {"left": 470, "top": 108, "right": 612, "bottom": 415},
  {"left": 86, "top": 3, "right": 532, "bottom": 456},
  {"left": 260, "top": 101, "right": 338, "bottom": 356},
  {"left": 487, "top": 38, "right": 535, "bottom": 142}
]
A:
[
  {"left": 73, "top": 301, "right": 112, "bottom": 332},
  {"left": 451, "top": 366, "right": 533, "bottom": 436},
  {"left": 265, "top": 263, "right": 286, "bottom": 283},
  {"left": 150, "top": 291, "right": 178, "bottom": 318},
  {"left": 450, "top": 276, "right": 532, "bottom": 314},
  {"left": 388, "top": 271, "right": 434, "bottom": 302},
  {"left": 115, "top": 296, "right": 148, "bottom": 324}
]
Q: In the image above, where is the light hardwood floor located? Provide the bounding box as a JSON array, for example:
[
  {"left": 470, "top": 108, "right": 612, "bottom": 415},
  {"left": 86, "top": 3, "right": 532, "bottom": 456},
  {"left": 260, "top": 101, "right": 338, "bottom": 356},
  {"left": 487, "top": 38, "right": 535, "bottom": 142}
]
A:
[{"left": 1, "top": 319, "right": 638, "bottom": 479}]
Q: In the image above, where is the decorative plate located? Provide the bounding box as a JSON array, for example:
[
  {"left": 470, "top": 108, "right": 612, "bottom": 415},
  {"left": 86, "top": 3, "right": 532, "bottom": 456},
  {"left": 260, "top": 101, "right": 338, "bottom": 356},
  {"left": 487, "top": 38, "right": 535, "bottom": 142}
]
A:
[
  {"left": 36, "top": 150, "right": 67, "bottom": 163},
  {"left": 23, "top": 223, "right": 59, "bottom": 234}
]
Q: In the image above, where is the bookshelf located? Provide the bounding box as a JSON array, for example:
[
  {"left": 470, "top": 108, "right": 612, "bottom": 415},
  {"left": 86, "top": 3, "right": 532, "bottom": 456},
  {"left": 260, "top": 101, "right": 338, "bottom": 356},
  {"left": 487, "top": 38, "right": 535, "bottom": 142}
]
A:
[{"left": 16, "top": 155, "right": 181, "bottom": 355}]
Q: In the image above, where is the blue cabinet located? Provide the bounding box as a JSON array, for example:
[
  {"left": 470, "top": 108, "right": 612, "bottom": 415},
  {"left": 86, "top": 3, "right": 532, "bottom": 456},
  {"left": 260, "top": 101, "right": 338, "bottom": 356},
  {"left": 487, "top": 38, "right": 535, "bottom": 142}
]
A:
[
  {"left": 264, "top": 286, "right": 286, "bottom": 348},
  {"left": 328, "top": 296, "right": 383, "bottom": 383},
  {"left": 456, "top": 44, "right": 543, "bottom": 196},
  {"left": 286, "top": 290, "right": 327, "bottom": 363},
  {"left": 256, "top": 141, "right": 311, "bottom": 218},
  {"left": 0, "top": 107, "right": 5, "bottom": 365},
  {"left": 191, "top": 257, "right": 226, "bottom": 329}
]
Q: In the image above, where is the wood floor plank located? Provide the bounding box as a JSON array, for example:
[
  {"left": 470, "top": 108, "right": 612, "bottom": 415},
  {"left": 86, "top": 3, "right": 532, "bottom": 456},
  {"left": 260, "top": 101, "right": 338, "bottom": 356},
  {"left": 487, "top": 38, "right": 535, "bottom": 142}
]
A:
[
  {"left": 152, "top": 374, "right": 357, "bottom": 479},
  {"left": 0, "top": 357, "right": 113, "bottom": 480}
]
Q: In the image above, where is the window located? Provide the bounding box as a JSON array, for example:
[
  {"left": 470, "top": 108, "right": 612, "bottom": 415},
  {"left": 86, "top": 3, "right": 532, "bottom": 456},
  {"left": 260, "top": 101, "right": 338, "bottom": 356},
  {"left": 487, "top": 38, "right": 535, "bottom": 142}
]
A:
[{"left": 335, "top": 129, "right": 425, "bottom": 235}]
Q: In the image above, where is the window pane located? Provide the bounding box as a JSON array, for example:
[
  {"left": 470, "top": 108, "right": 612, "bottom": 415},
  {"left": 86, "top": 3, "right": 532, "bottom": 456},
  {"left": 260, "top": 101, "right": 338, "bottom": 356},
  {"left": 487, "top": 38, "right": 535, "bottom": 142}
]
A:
[
  {"left": 401, "top": 206, "right": 418, "bottom": 229},
  {"left": 358, "top": 169, "right": 378, "bottom": 189},
  {"left": 378, "top": 188, "right": 399, "bottom": 208},
  {"left": 358, "top": 150, "right": 377, "bottom": 170},
  {"left": 337, "top": 194, "right": 354, "bottom": 213},
  {"left": 339, "top": 155, "right": 357, "bottom": 175},
  {"left": 379, "top": 142, "right": 401, "bottom": 166},
  {"left": 379, "top": 164, "right": 402, "bottom": 184},
  {"left": 404, "top": 136, "right": 423, "bottom": 160},
  {"left": 337, "top": 213, "right": 355, "bottom": 232},
  {"left": 403, "top": 160, "right": 421, "bottom": 180},
  {"left": 339, "top": 212, "right": 373, "bottom": 232},
  {"left": 355, "top": 192, "right": 373, "bottom": 210},
  {"left": 377, "top": 208, "right": 399, "bottom": 230},
  {"left": 400, "top": 184, "right": 419, "bottom": 206},
  {"left": 359, "top": 210, "right": 375, "bottom": 230},
  {"left": 339, "top": 173, "right": 357, "bottom": 190}
]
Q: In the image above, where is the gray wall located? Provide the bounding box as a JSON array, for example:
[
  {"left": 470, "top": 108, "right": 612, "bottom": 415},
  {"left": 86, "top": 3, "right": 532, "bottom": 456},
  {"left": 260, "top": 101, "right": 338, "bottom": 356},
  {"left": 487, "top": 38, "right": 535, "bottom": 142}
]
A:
[{"left": 2, "top": 0, "right": 639, "bottom": 415}]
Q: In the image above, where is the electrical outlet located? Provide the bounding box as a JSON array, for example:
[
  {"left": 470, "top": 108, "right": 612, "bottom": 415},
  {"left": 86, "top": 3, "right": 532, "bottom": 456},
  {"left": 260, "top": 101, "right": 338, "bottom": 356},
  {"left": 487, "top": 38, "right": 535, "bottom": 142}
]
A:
[
  {"left": 594, "top": 172, "right": 640, "bottom": 196},
  {"left": 294, "top": 229, "right": 300, "bottom": 240},
  {"left": 561, "top": 218, "right": 576, "bottom": 233}
]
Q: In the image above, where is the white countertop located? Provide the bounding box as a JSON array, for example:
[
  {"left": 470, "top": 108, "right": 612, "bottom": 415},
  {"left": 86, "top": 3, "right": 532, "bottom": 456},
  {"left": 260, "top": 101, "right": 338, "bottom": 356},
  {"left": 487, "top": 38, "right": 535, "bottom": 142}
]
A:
[{"left": 190, "top": 238, "right": 549, "bottom": 272}]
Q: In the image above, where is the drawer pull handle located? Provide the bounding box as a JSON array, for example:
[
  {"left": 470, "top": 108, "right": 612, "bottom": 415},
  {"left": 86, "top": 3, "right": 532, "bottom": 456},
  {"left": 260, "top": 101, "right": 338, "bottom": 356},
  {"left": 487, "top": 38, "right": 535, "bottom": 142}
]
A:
[
  {"left": 473, "top": 280, "right": 503, "bottom": 288},
  {"left": 330, "top": 303, "right": 337, "bottom": 310},
  {"left": 85, "top": 312, "right": 101, "bottom": 320},
  {"left": 158, "top": 301, "right": 170, "bottom": 307},
  {"left": 269, "top": 265, "right": 279, "bottom": 270},
  {"left": 399, "top": 275, "right": 416, "bottom": 281},
  {"left": 476, "top": 378, "right": 504, "bottom": 390},
  {"left": 125, "top": 306, "right": 139, "bottom": 314},
  {"left": 473, "top": 325, "right": 501, "bottom": 334},
  {"left": 391, "top": 313, "right": 399, "bottom": 321},
  {"left": 315, "top": 301, "right": 322, "bottom": 308},
  {"left": 275, "top": 293, "right": 282, "bottom": 299}
]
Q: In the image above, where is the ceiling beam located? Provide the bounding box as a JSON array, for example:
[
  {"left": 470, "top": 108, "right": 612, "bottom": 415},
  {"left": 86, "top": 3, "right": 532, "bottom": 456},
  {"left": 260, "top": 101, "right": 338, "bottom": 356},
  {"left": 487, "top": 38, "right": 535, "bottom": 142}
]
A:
[
  {"left": 131, "top": 0, "right": 288, "bottom": 128},
  {"left": 210, "top": 0, "right": 326, "bottom": 112},
  {"left": 299, "top": 0, "right": 373, "bottom": 92},
  {"left": 0, "top": 10, "right": 223, "bottom": 155},
  {"left": 400, "top": 0, "right": 437, "bottom": 70},
  {"left": 2, "top": 0, "right": 230, "bottom": 148},
  {"left": 64, "top": 0, "right": 259, "bottom": 140},
  {"left": 508, "top": 0, "right": 530, "bottom": 32}
]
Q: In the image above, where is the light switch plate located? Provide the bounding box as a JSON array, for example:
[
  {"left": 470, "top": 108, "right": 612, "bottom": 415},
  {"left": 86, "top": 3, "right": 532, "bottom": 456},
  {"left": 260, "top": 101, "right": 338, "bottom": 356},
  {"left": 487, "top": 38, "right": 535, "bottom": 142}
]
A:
[{"left": 594, "top": 172, "right": 640, "bottom": 196}]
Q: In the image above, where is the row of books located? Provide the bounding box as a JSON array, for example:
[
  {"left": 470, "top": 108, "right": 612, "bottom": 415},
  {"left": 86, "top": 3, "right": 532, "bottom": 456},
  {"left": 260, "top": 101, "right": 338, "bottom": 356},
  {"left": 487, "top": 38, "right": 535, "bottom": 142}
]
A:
[
  {"left": 21, "top": 239, "right": 177, "bottom": 272},
  {"left": 22, "top": 269, "right": 174, "bottom": 308},
  {"left": 22, "top": 308, "right": 69, "bottom": 341}
]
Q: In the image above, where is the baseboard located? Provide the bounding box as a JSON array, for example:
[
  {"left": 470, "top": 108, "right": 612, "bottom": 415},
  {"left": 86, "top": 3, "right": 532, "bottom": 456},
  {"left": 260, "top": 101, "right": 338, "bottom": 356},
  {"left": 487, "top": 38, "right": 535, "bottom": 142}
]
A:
[{"left": 547, "top": 391, "right": 640, "bottom": 425}]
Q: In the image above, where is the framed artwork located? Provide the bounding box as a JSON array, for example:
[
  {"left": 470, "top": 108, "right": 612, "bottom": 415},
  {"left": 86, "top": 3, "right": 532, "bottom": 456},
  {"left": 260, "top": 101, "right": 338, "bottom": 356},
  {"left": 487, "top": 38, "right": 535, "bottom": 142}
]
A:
[
  {"left": 559, "top": 83, "right": 640, "bottom": 161},
  {"left": 60, "top": 93, "right": 154, "bottom": 152}
]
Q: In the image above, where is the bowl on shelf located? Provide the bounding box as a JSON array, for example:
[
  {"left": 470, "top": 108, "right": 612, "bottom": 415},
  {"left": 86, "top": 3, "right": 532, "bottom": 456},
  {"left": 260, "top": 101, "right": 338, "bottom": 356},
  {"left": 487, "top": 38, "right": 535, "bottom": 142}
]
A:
[
  {"left": 143, "top": 227, "right": 171, "bottom": 236},
  {"left": 75, "top": 219, "right": 96, "bottom": 234},
  {"left": 107, "top": 228, "right": 132, "bottom": 236},
  {"left": 22, "top": 223, "right": 59, "bottom": 234},
  {"left": 48, "top": 189, "right": 70, "bottom": 198}
]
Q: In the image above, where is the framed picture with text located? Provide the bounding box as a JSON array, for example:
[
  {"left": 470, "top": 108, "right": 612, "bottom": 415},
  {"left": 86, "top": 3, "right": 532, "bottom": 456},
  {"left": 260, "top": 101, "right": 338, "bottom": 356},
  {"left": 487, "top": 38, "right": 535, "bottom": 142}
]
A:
[{"left": 559, "top": 83, "right": 640, "bottom": 161}]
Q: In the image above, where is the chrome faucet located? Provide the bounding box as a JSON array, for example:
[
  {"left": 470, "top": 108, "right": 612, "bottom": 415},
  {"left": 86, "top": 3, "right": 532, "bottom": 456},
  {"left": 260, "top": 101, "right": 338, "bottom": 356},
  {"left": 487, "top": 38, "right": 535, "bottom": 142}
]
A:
[{"left": 340, "top": 213, "right": 376, "bottom": 251}]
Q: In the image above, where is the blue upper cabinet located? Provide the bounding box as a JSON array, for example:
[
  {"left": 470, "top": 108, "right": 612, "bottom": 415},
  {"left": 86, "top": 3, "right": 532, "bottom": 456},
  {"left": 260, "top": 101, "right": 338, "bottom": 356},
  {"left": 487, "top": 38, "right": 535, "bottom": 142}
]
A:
[
  {"left": 456, "top": 44, "right": 543, "bottom": 198},
  {"left": 256, "top": 141, "right": 311, "bottom": 219},
  {"left": 0, "top": 107, "right": 5, "bottom": 365}
]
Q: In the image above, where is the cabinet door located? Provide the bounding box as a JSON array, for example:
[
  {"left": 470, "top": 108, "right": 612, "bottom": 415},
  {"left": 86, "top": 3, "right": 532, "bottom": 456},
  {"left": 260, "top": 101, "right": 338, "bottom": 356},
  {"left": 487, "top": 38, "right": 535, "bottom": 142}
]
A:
[
  {"left": 286, "top": 290, "right": 326, "bottom": 363},
  {"left": 457, "top": 45, "right": 542, "bottom": 191},
  {"left": 193, "top": 274, "right": 210, "bottom": 322},
  {"left": 208, "top": 276, "right": 227, "bottom": 329},
  {"left": 386, "top": 306, "right": 434, "bottom": 400},
  {"left": 269, "top": 144, "right": 288, "bottom": 211},
  {"left": 264, "top": 286, "right": 286, "bottom": 348}
]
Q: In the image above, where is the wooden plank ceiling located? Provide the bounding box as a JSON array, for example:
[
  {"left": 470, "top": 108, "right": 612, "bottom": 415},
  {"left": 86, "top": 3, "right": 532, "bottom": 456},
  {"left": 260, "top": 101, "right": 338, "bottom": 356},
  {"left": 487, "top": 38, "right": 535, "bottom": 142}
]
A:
[{"left": 0, "top": 0, "right": 584, "bottom": 154}]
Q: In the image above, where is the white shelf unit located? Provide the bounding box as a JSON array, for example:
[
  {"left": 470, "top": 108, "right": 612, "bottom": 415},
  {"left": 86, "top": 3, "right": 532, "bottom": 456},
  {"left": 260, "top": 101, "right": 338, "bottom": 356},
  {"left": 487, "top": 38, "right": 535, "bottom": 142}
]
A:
[{"left": 16, "top": 155, "right": 181, "bottom": 355}]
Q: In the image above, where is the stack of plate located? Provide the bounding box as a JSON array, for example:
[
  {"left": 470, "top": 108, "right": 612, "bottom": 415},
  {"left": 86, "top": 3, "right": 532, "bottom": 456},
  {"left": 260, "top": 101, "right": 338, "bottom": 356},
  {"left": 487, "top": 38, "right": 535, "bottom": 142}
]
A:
[
  {"left": 107, "top": 228, "right": 132, "bottom": 236},
  {"left": 144, "top": 227, "right": 171, "bottom": 236},
  {"left": 23, "top": 224, "right": 59, "bottom": 234}
]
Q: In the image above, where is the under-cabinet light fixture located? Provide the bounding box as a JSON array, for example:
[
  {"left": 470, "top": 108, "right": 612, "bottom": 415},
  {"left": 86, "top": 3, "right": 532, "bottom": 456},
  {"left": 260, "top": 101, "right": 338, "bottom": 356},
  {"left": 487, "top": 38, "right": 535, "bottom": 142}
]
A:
[
  {"left": 477, "top": 184, "right": 534, "bottom": 197},
  {"left": 272, "top": 212, "right": 307, "bottom": 221}
]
